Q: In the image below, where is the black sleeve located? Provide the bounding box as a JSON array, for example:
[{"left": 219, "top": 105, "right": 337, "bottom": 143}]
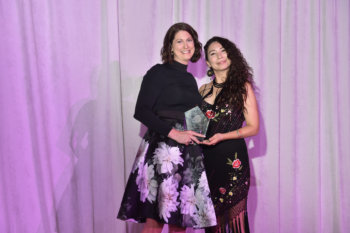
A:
[{"left": 134, "top": 65, "right": 173, "bottom": 136}]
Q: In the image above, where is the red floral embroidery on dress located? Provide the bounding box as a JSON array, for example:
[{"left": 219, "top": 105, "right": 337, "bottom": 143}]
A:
[
  {"left": 205, "top": 110, "right": 215, "bottom": 119},
  {"left": 226, "top": 153, "right": 242, "bottom": 170},
  {"left": 232, "top": 159, "right": 241, "bottom": 169},
  {"left": 219, "top": 187, "right": 226, "bottom": 194}
]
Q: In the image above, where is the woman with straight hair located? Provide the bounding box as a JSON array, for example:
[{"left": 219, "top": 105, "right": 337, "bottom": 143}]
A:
[{"left": 117, "top": 23, "right": 217, "bottom": 233}]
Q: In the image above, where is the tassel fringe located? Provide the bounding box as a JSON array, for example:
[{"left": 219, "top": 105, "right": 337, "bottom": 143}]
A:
[{"left": 205, "top": 211, "right": 250, "bottom": 233}]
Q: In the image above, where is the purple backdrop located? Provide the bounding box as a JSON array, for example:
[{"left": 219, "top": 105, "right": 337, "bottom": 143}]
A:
[{"left": 0, "top": 1, "right": 349, "bottom": 233}]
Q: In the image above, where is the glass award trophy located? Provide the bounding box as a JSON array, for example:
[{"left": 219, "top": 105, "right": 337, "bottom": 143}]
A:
[{"left": 184, "top": 106, "right": 209, "bottom": 141}]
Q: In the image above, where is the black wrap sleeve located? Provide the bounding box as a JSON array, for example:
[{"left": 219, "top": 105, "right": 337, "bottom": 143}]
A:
[{"left": 134, "top": 65, "right": 173, "bottom": 136}]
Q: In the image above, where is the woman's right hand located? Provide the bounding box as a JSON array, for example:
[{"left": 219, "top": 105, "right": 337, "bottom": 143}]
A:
[
  {"left": 201, "top": 133, "right": 225, "bottom": 146},
  {"left": 168, "top": 129, "right": 204, "bottom": 145}
]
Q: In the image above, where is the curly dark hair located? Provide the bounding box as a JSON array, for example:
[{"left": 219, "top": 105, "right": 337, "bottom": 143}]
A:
[
  {"left": 204, "top": 36, "right": 254, "bottom": 112},
  {"left": 161, "top": 22, "right": 202, "bottom": 63}
]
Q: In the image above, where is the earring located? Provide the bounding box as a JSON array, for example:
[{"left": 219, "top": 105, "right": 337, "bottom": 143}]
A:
[
  {"left": 207, "top": 68, "right": 214, "bottom": 77},
  {"left": 171, "top": 50, "right": 174, "bottom": 55}
]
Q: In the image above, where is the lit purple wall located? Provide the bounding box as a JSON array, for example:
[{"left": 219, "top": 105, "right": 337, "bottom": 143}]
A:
[{"left": 0, "top": 1, "right": 349, "bottom": 233}]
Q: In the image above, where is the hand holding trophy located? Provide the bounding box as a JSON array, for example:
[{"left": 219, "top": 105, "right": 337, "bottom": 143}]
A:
[{"left": 185, "top": 106, "right": 209, "bottom": 142}]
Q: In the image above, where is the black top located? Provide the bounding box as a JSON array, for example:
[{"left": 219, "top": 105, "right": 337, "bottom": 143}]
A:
[
  {"left": 201, "top": 90, "right": 245, "bottom": 138},
  {"left": 134, "top": 61, "right": 202, "bottom": 136}
]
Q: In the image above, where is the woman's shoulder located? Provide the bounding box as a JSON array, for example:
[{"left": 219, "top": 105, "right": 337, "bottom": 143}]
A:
[
  {"left": 199, "top": 81, "right": 213, "bottom": 96},
  {"left": 145, "top": 63, "right": 170, "bottom": 77},
  {"left": 141, "top": 63, "right": 178, "bottom": 88},
  {"left": 146, "top": 64, "right": 166, "bottom": 76},
  {"left": 199, "top": 81, "right": 213, "bottom": 90},
  {"left": 147, "top": 63, "right": 168, "bottom": 73}
]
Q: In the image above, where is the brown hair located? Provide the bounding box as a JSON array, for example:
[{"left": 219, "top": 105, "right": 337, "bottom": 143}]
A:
[{"left": 161, "top": 22, "right": 202, "bottom": 63}]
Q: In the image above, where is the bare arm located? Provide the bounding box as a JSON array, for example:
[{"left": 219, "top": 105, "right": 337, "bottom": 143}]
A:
[
  {"left": 238, "top": 82, "right": 259, "bottom": 137},
  {"left": 199, "top": 83, "right": 213, "bottom": 97},
  {"left": 199, "top": 84, "right": 206, "bottom": 96}
]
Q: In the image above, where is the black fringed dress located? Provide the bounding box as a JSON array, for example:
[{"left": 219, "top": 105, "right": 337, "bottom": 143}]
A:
[{"left": 201, "top": 92, "right": 250, "bottom": 233}]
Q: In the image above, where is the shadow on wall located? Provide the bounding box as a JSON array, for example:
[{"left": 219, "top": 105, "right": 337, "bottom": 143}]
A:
[
  {"left": 246, "top": 87, "right": 267, "bottom": 233},
  {"left": 37, "top": 61, "right": 123, "bottom": 233}
]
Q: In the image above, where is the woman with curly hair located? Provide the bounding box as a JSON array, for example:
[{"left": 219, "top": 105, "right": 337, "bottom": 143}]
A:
[
  {"left": 117, "top": 23, "right": 217, "bottom": 233},
  {"left": 200, "top": 37, "right": 259, "bottom": 233}
]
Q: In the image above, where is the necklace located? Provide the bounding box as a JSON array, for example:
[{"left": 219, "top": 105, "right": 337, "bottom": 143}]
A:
[{"left": 213, "top": 78, "right": 225, "bottom": 88}]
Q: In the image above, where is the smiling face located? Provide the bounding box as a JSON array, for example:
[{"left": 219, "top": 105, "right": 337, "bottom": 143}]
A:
[
  {"left": 206, "top": 41, "right": 231, "bottom": 73},
  {"left": 171, "top": 30, "right": 195, "bottom": 65}
]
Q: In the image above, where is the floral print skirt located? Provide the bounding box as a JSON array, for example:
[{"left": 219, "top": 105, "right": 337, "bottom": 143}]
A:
[
  {"left": 202, "top": 139, "right": 250, "bottom": 233},
  {"left": 117, "top": 119, "right": 217, "bottom": 228}
]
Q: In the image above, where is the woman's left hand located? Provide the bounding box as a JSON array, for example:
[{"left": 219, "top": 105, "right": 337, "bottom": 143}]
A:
[{"left": 201, "top": 133, "right": 225, "bottom": 146}]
